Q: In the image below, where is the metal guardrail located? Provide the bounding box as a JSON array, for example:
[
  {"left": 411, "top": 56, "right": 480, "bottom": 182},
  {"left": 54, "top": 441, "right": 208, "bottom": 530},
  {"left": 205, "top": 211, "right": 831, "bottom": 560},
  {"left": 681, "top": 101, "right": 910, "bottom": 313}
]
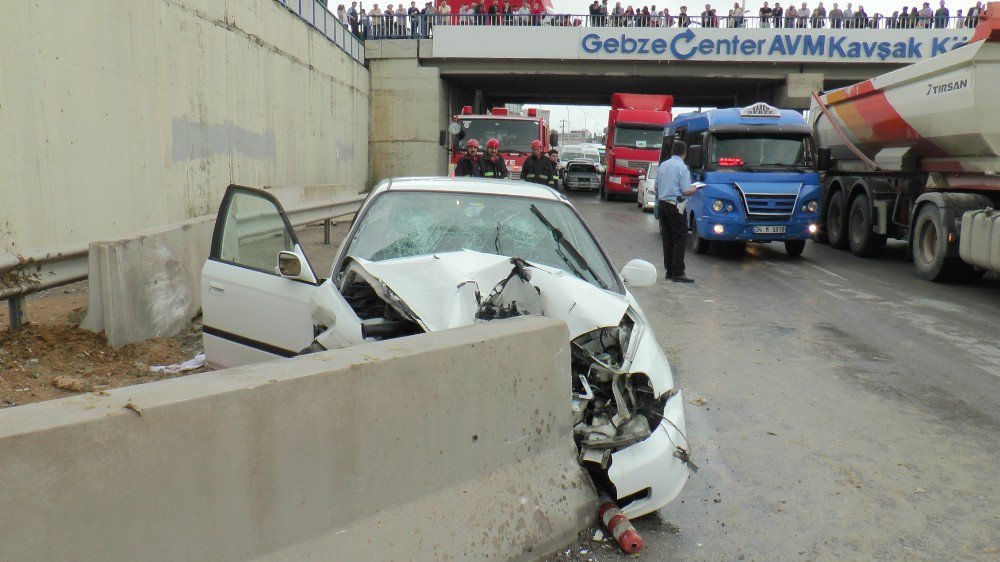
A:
[
  {"left": 359, "top": 13, "right": 977, "bottom": 38},
  {"left": 275, "top": 0, "right": 365, "bottom": 62},
  {"left": 0, "top": 196, "right": 365, "bottom": 332}
]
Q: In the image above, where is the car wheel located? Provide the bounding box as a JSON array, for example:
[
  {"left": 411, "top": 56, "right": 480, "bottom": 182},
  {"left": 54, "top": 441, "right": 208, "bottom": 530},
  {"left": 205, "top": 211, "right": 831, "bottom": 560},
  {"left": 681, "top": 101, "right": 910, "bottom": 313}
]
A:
[
  {"left": 690, "top": 216, "right": 710, "bottom": 255},
  {"left": 784, "top": 239, "right": 806, "bottom": 257},
  {"left": 827, "top": 189, "right": 848, "bottom": 250},
  {"left": 847, "top": 193, "right": 886, "bottom": 257}
]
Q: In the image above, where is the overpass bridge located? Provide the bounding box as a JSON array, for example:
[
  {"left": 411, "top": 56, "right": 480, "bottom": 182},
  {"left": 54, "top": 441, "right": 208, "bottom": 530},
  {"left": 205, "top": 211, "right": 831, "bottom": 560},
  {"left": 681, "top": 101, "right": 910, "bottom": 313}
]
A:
[{"left": 365, "top": 23, "right": 969, "bottom": 179}]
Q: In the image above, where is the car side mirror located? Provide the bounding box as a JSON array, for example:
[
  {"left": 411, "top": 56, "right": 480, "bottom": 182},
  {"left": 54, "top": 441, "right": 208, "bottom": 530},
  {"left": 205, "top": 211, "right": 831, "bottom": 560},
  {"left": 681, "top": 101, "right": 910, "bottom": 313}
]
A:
[
  {"left": 620, "top": 259, "right": 658, "bottom": 287},
  {"left": 277, "top": 251, "right": 315, "bottom": 283},
  {"left": 550, "top": 131, "right": 559, "bottom": 147},
  {"left": 817, "top": 147, "right": 832, "bottom": 171},
  {"left": 688, "top": 145, "right": 704, "bottom": 169}
]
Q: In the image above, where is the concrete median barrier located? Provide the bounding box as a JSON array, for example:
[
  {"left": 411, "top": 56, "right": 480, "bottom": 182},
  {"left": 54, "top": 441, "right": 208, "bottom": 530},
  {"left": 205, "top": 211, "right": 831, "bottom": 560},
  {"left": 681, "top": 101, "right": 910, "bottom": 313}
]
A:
[{"left": 0, "top": 317, "right": 596, "bottom": 561}]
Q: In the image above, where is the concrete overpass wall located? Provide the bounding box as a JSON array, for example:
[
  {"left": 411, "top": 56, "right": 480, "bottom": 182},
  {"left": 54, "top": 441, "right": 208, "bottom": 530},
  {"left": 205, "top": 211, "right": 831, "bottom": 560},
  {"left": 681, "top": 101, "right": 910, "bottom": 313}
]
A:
[
  {"left": 0, "top": 317, "right": 595, "bottom": 561},
  {"left": 0, "top": 0, "right": 369, "bottom": 252},
  {"left": 368, "top": 40, "right": 450, "bottom": 184}
]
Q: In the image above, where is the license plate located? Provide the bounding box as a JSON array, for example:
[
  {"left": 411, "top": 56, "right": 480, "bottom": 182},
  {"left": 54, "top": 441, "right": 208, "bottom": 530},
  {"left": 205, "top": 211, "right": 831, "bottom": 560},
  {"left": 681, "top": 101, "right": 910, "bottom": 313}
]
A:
[{"left": 753, "top": 225, "right": 786, "bottom": 234}]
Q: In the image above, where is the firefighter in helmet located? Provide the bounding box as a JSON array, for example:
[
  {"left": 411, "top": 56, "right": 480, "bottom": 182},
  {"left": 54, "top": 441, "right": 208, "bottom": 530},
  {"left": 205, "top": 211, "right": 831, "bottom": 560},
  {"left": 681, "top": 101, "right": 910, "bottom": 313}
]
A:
[
  {"left": 520, "top": 139, "right": 555, "bottom": 186},
  {"left": 454, "top": 139, "right": 483, "bottom": 177},
  {"left": 481, "top": 138, "right": 509, "bottom": 179}
]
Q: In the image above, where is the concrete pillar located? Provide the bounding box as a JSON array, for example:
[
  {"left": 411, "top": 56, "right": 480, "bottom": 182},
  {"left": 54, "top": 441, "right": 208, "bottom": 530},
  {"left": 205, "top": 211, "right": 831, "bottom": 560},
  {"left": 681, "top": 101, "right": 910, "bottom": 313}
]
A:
[
  {"left": 367, "top": 40, "right": 449, "bottom": 185},
  {"left": 776, "top": 73, "right": 825, "bottom": 110}
]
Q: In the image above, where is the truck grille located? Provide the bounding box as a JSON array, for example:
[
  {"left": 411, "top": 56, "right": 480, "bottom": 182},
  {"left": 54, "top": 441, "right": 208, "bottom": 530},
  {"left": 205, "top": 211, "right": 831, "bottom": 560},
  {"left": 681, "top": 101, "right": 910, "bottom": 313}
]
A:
[
  {"left": 734, "top": 184, "right": 800, "bottom": 221},
  {"left": 617, "top": 159, "right": 655, "bottom": 172}
]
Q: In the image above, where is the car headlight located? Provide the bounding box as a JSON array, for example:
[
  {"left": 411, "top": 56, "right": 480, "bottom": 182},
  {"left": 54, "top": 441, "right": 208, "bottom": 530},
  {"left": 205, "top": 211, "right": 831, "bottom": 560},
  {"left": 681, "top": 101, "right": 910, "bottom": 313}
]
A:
[
  {"left": 711, "top": 199, "right": 725, "bottom": 212},
  {"left": 804, "top": 200, "right": 819, "bottom": 213}
]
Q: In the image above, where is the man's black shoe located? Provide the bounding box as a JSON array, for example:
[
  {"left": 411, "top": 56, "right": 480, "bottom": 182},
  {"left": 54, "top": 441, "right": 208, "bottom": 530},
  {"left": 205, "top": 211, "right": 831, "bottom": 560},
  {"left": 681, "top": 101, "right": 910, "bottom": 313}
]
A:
[
  {"left": 665, "top": 272, "right": 673, "bottom": 280},
  {"left": 671, "top": 275, "right": 695, "bottom": 283}
]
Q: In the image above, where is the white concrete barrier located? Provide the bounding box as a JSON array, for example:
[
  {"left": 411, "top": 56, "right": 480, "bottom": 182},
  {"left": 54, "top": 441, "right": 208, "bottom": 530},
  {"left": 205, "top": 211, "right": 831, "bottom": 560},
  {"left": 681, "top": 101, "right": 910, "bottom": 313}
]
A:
[
  {"left": 81, "top": 215, "right": 215, "bottom": 347},
  {"left": 0, "top": 317, "right": 596, "bottom": 561}
]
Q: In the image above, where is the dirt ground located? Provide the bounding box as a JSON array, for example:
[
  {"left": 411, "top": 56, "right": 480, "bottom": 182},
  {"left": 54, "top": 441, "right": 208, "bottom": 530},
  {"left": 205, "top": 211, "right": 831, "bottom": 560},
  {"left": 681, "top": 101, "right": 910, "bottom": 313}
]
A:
[
  {"left": 0, "top": 221, "right": 347, "bottom": 409},
  {"left": 0, "top": 282, "right": 205, "bottom": 408}
]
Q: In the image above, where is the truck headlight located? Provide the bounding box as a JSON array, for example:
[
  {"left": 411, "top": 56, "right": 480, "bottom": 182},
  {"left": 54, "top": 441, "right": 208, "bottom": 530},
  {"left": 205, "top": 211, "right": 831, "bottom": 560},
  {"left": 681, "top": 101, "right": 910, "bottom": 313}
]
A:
[
  {"left": 712, "top": 199, "right": 725, "bottom": 212},
  {"left": 609, "top": 176, "right": 622, "bottom": 185},
  {"left": 803, "top": 200, "right": 819, "bottom": 213}
]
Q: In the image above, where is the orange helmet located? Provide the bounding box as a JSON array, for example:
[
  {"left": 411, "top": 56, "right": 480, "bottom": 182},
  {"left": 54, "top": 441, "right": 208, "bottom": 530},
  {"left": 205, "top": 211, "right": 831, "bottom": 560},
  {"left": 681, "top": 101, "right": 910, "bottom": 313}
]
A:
[
  {"left": 466, "top": 139, "right": 480, "bottom": 149},
  {"left": 487, "top": 138, "right": 500, "bottom": 149},
  {"left": 531, "top": 140, "right": 543, "bottom": 149}
]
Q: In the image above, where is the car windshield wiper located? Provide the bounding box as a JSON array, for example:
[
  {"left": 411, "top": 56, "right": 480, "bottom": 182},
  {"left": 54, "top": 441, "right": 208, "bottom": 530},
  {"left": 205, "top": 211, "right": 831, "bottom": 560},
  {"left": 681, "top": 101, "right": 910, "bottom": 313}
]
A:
[{"left": 529, "top": 204, "right": 609, "bottom": 290}]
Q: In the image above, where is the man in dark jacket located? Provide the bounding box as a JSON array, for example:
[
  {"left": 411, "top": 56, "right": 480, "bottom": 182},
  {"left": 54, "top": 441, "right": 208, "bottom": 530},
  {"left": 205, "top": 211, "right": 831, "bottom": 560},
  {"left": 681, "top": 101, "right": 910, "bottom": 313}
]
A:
[
  {"left": 520, "top": 140, "right": 555, "bottom": 186},
  {"left": 455, "top": 140, "right": 483, "bottom": 177},
  {"left": 481, "top": 138, "right": 509, "bottom": 179}
]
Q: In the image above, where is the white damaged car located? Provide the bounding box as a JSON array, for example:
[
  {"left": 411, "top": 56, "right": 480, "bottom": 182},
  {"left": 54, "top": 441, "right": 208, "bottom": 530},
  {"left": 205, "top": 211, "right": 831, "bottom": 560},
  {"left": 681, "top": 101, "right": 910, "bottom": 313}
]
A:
[{"left": 201, "top": 179, "right": 693, "bottom": 517}]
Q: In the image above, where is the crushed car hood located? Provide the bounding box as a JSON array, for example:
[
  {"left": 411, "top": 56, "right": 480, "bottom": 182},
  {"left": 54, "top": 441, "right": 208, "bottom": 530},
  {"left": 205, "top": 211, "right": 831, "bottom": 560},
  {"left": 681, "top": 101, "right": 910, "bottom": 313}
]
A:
[{"left": 350, "top": 250, "right": 629, "bottom": 339}]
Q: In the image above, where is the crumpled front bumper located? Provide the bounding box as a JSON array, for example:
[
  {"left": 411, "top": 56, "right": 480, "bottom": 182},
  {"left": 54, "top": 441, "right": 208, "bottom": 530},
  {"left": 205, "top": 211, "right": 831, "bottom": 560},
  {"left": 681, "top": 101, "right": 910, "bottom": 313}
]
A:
[{"left": 607, "top": 389, "right": 690, "bottom": 519}]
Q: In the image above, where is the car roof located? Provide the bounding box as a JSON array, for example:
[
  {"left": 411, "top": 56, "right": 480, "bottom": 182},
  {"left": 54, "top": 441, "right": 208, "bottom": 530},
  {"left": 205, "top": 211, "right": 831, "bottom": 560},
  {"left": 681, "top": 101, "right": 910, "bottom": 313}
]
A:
[{"left": 373, "top": 176, "right": 565, "bottom": 201}]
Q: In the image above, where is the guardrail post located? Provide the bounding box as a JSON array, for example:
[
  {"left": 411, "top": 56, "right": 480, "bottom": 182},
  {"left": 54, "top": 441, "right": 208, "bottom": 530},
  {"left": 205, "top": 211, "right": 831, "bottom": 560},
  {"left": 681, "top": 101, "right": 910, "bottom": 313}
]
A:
[
  {"left": 7, "top": 297, "right": 26, "bottom": 332},
  {"left": 324, "top": 219, "right": 332, "bottom": 244}
]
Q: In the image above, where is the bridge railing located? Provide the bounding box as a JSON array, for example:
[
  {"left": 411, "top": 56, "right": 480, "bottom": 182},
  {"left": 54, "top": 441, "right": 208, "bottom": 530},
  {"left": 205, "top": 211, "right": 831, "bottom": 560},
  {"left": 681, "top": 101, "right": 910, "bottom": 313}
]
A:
[
  {"left": 274, "top": 0, "right": 365, "bottom": 62},
  {"left": 358, "top": 13, "right": 977, "bottom": 39}
]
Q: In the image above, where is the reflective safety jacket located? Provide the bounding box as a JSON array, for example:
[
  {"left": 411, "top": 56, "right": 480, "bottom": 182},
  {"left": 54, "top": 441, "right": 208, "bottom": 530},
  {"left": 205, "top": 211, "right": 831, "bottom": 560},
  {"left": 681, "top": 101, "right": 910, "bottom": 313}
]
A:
[
  {"left": 520, "top": 154, "right": 555, "bottom": 185},
  {"left": 455, "top": 154, "right": 483, "bottom": 177},
  {"left": 481, "top": 155, "right": 509, "bottom": 179}
]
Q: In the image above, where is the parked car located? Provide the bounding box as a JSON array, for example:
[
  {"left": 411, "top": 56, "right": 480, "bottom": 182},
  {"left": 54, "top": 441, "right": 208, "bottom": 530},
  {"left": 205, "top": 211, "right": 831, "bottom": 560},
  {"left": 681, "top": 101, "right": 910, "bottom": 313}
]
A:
[
  {"left": 563, "top": 161, "right": 603, "bottom": 191},
  {"left": 201, "top": 179, "right": 692, "bottom": 518},
  {"left": 638, "top": 163, "right": 657, "bottom": 213},
  {"left": 559, "top": 145, "right": 605, "bottom": 177}
]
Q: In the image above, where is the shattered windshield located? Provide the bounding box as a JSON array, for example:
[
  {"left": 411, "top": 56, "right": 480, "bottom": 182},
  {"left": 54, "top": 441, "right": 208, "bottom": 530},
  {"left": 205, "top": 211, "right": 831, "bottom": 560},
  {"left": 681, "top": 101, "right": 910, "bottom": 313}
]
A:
[{"left": 344, "top": 191, "right": 621, "bottom": 293}]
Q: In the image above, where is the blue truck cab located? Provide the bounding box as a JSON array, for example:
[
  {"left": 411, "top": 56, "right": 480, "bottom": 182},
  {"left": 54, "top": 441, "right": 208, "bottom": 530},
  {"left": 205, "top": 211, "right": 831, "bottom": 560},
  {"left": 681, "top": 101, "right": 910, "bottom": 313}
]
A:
[{"left": 661, "top": 103, "right": 822, "bottom": 257}]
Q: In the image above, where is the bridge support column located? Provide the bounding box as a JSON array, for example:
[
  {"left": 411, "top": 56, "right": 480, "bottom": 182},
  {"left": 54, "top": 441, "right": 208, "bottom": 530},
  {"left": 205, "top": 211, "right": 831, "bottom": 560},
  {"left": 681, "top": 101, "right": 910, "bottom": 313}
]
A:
[
  {"left": 775, "top": 73, "right": 825, "bottom": 110},
  {"left": 367, "top": 40, "right": 449, "bottom": 185}
]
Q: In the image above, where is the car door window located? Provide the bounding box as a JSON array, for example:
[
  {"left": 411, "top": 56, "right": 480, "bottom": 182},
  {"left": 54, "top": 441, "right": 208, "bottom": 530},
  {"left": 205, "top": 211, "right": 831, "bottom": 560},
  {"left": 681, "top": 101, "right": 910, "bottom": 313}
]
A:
[{"left": 212, "top": 186, "right": 312, "bottom": 278}]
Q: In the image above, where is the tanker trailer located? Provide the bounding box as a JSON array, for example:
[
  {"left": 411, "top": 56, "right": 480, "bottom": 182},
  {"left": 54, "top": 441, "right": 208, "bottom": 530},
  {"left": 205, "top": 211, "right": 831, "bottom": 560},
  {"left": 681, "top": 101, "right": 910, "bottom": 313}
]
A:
[{"left": 809, "top": 3, "right": 1000, "bottom": 281}]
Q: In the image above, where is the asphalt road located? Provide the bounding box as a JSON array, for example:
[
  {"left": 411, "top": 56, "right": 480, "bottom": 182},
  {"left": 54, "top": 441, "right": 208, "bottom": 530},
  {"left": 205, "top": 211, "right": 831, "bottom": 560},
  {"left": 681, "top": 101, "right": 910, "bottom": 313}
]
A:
[{"left": 561, "top": 190, "right": 1000, "bottom": 561}]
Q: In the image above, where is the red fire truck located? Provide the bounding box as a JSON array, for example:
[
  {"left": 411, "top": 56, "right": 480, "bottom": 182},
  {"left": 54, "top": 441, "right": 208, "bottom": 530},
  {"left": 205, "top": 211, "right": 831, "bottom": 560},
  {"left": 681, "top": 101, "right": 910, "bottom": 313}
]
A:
[
  {"left": 445, "top": 106, "right": 558, "bottom": 180},
  {"left": 603, "top": 93, "right": 674, "bottom": 201}
]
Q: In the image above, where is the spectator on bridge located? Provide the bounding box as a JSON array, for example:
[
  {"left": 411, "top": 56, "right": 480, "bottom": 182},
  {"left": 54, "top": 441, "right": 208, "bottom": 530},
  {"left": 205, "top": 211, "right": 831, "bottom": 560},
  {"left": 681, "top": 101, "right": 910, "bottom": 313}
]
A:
[
  {"left": 966, "top": 1, "right": 982, "bottom": 27},
  {"left": 784, "top": 3, "right": 797, "bottom": 26},
  {"left": 678, "top": 5, "right": 692, "bottom": 26},
  {"left": 488, "top": 1, "right": 499, "bottom": 24},
  {"left": 348, "top": 1, "right": 360, "bottom": 35},
  {"left": 422, "top": 2, "right": 435, "bottom": 35},
  {"left": 408, "top": 1, "right": 420, "bottom": 36},
  {"left": 338, "top": 4, "right": 348, "bottom": 24},
  {"left": 455, "top": 140, "right": 484, "bottom": 177},
  {"left": 501, "top": 0, "right": 513, "bottom": 24},
  {"left": 855, "top": 5, "right": 868, "bottom": 26},
  {"left": 955, "top": 8, "right": 965, "bottom": 25},
  {"left": 438, "top": 1, "right": 450, "bottom": 24},
  {"left": 908, "top": 5, "right": 920, "bottom": 26},
  {"left": 590, "top": 1, "right": 601, "bottom": 25},
  {"left": 600, "top": 0, "right": 610, "bottom": 25},
  {"left": 383, "top": 4, "right": 394, "bottom": 35},
  {"left": 812, "top": 2, "right": 826, "bottom": 26},
  {"left": 624, "top": 5, "right": 635, "bottom": 25},
  {"left": 772, "top": 2, "right": 784, "bottom": 25},
  {"left": 934, "top": 0, "right": 949, "bottom": 26},
  {"left": 918, "top": 2, "right": 933, "bottom": 26},
  {"left": 843, "top": 2, "right": 853, "bottom": 25},
  {"left": 760, "top": 2, "right": 773, "bottom": 26},
  {"left": 728, "top": 2, "right": 746, "bottom": 27},
  {"left": 369, "top": 4, "right": 382, "bottom": 36},
  {"left": 516, "top": 3, "right": 529, "bottom": 24},
  {"left": 797, "top": 2, "right": 809, "bottom": 27},
  {"left": 481, "top": 139, "right": 509, "bottom": 179},
  {"left": 829, "top": 2, "right": 843, "bottom": 25},
  {"left": 701, "top": 4, "right": 714, "bottom": 26}
]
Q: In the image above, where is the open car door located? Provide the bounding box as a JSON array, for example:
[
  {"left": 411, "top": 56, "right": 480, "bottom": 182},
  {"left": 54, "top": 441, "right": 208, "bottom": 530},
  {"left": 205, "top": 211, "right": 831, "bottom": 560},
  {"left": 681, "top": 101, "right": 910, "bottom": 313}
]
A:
[{"left": 201, "top": 185, "right": 320, "bottom": 369}]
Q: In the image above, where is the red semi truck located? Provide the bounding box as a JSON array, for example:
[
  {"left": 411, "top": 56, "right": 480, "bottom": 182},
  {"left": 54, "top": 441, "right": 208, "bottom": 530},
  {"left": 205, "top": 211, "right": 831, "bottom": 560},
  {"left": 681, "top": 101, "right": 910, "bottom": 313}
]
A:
[
  {"left": 603, "top": 93, "right": 674, "bottom": 201},
  {"left": 445, "top": 106, "right": 557, "bottom": 180}
]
